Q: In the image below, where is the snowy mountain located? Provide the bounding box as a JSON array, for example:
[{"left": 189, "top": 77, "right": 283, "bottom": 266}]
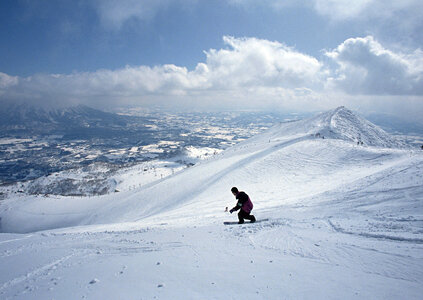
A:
[
  {"left": 260, "top": 106, "right": 406, "bottom": 148},
  {"left": 0, "top": 107, "right": 422, "bottom": 299}
]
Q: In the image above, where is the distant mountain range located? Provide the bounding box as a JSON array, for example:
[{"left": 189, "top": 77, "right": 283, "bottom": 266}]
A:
[
  {"left": 0, "top": 103, "right": 141, "bottom": 137},
  {"left": 1, "top": 103, "right": 421, "bottom": 138}
]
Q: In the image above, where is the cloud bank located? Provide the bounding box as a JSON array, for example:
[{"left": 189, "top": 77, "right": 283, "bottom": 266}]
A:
[
  {"left": 326, "top": 36, "right": 423, "bottom": 95},
  {"left": 0, "top": 36, "right": 422, "bottom": 113},
  {"left": 0, "top": 36, "right": 325, "bottom": 108}
]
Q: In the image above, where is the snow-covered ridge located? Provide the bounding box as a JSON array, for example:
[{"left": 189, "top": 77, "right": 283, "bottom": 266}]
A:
[
  {"left": 263, "top": 106, "right": 405, "bottom": 148},
  {"left": 317, "top": 106, "right": 405, "bottom": 147}
]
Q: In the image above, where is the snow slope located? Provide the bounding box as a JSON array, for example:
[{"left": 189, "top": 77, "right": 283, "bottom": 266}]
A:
[{"left": 0, "top": 107, "right": 422, "bottom": 299}]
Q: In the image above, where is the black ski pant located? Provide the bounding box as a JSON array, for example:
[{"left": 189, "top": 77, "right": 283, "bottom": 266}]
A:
[{"left": 238, "top": 210, "right": 255, "bottom": 224}]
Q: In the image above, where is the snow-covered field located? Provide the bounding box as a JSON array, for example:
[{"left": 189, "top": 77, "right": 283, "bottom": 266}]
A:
[{"left": 0, "top": 107, "right": 422, "bottom": 299}]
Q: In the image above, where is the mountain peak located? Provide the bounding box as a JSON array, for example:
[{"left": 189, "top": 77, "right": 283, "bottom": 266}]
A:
[
  {"left": 318, "top": 107, "right": 404, "bottom": 147},
  {"left": 272, "top": 106, "right": 404, "bottom": 148},
  {"left": 329, "top": 106, "right": 356, "bottom": 122}
]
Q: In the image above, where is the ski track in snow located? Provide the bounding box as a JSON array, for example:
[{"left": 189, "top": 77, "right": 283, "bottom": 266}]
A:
[{"left": 0, "top": 254, "right": 75, "bottom": 293}]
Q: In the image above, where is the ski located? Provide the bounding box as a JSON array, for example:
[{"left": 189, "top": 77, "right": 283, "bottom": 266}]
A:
[{"left": 223, "top": 218, "right": 269, "bottom": 225}]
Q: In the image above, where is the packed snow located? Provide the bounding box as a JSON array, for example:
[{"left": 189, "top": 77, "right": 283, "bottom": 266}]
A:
[{"left": 0, "top": 107, "right": 422, "bottom": 299}]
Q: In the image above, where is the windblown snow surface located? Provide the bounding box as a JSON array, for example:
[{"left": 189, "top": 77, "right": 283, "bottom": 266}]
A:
[{"left": 0, "top": 107, "right": 422, "bottom": 299}]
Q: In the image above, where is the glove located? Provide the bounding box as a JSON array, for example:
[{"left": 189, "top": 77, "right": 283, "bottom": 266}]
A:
[{"left": 229, "top": 208, "right": 235, "bottom": 214}]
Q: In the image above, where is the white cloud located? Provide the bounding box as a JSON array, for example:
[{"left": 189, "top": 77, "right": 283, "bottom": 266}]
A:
[
  {"left": 0, "top": 72, "right": 18, "bottom": 89},
  {"left": 228, "top": 0, "right": 423, "bottom": 45},
  {"left": 93, "top": 0, "right": 195, "bottom": 29},
  {"left": 1, "top": 35, "right": 422, "bottom": 115},
  {"left": 312, "top": 0, "right": 373, "bottom": 20},
  {"left": 230, "top": 0, "right": 423, "bottom": 22},
  {"left": 326, "top": 36, "right": 423, "bottom": 95},
  {"left": 314, "top": 0, "right": 423, "bottom": 22},
  {"left": 204, "top": 36, "right": 324, "bottom": 89},
  {"left": 227, "top": 0, "right": 303, "bottom": 10},
  {"left": 94, "top": 0, "right": 167, "bottom": 28},
  {"left": 0, "top": 36, "right": 325, "bottom": 108}
]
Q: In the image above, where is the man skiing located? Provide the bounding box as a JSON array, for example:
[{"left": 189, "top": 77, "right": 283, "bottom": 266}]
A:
[{"left": 229, "top": 187, "right": 256, "bottom": 224}]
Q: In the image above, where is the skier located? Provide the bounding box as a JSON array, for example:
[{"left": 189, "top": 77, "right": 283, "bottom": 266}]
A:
[{"left": 229, "top": 187, "right": 256, "bottom": 224}]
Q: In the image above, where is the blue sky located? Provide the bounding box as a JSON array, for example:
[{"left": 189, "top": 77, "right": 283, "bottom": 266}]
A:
[
  {"left": 0, "top": 0, "right": 359, "bottom": 76},
  {"left": 1, "top": 0, "right": 423, "bottom": 121}
]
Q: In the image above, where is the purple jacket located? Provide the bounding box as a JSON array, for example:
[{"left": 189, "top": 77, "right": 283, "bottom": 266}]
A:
[{"left": 232, "top": 191, "right": 253, "bottom": 213}]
